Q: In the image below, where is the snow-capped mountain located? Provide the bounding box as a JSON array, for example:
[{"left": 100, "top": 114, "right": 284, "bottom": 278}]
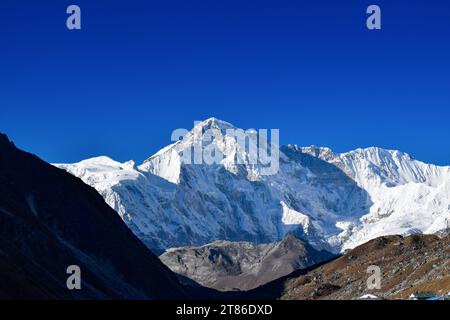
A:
[{"left": 55, "top": 118, "right": 450, "bottom": 254}]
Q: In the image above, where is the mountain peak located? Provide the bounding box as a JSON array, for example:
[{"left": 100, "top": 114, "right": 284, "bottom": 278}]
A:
[
  {"left": 0, "top": 133, "right": 13, "bottom": 148},
  {"left": 78, "top": 155, "right": 120, "bottom": 166},
  {"left": 344, "top": 146, "right": 414, "bottom": 163},
  {"left": 192, "top": 117, "right": 236, "bottom": 132}
]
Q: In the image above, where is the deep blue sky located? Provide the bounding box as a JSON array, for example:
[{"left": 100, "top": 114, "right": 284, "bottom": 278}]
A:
[{"left": 1, "top": 0, "right": 449, "bottom": 165}]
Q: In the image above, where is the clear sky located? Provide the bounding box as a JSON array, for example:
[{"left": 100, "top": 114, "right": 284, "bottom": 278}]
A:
[{"left": 1, "top": 0, "right": 449, "bottom": 165}]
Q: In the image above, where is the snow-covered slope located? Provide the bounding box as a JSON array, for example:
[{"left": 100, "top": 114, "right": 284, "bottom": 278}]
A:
[
  {"left": 54, "top": 118, "right": 450, "bottom": 254},
  {"left": 299, "top": 145, "right": 450, "bottom": 250}
]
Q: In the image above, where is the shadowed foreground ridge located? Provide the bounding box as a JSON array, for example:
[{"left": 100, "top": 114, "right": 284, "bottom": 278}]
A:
[{"left": 0, "top": 133, "right": 189, "bottom": 299}]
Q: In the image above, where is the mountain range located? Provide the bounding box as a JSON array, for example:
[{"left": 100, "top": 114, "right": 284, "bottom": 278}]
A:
[
  {"left": 1, "top": 117, "right": 449, "bottom": 299},
  {"left": 55, "top": 118, "right": 450, "bottom": 257}
]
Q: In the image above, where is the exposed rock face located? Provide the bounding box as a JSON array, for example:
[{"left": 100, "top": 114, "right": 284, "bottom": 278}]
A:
[
  {"left": 160, "top": 235, "right": 335, "bottom": 291},
  {"left": 0, "top": 133, "right": 188, "bottom": 299},
  {"left": 277, "top": 234, "right": 450, "bottom": 300}
]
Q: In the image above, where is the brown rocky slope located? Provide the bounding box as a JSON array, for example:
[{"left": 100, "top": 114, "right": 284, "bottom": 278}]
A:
[
  {"left": 246, "top": 233, "right": 449, "bottom": 300},
  {"left": 280, "top": 234, "right": 449, "bottom": 300}
]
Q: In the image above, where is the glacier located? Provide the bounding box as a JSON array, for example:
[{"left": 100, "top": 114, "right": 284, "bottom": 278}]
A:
[{"left": 55, "top": 118, "right": 450, "bottom": 254}]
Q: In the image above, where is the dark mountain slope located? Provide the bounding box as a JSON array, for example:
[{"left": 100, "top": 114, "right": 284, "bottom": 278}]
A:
[{"left": 0, "top": 133, "right": 188, "bottom": 299}]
